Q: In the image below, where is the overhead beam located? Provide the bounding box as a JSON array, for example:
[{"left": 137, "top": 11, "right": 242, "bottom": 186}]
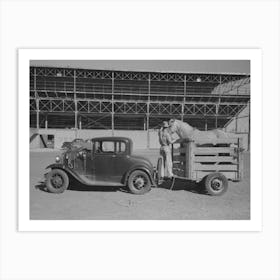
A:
[
  {"left": 30, "top": 66, "right": 249, "bottom": 83},
  {"left": 35, "top": 97, "right": 249, "bottom": 107}
]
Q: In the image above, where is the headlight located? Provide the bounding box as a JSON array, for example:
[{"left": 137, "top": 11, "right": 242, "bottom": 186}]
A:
[{"left": 55, "top": 156, "right": 61, "bottom": 163}]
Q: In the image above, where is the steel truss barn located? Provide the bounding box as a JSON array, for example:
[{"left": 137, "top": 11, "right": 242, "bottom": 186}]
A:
[{"left": 30, "top": 66, "right": 250, "bottom": 131}]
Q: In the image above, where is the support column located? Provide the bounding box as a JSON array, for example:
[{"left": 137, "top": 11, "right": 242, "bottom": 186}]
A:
[
  {"left": 248, "top": 101, "right": 250, "bottom": 151},
  {"left": 215, "top": 75, "right": 223, "bottom": 129},
  {"left": 36, "top": 100, "right": 40, "bottom": 129},
  {"left": 74, "top": 69, "right": 78, "bottom": 130},
  {"left": 219, "top": 75, "right": 222, "bottom": 93},
  {"left": 215, "top": 98, "right": 221, "bottom": 129},
  {"left": 147, "top": 73, "right": 151, "bottom": 148},
  {"left": 34, "top": 68, "right": 40, "bottom": 130},
  {"left": 215, "top": 102, "right": 219, "bottom": 129},
  {"left": 181, "top": 75, "right": 186, "bottom": 121},
  {"left": 111, "top": 72, "right": 115, "bottom": 135},
  {"left": 45, "top": 114, "right": 48, "bottom": 129},
  {"left": 235, "top": 115, "right": 238, "bottom": 133}
]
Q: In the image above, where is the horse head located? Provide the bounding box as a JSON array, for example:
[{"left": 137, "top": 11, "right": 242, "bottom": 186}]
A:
[
  {"left": 168, "top": 119, "right": 177, "bottom": 133},
  {"left": 168, "top": 119, "right": 195, "bottom": 139},
  {"left": 168, "top": 118, "right": 185, "bottom": 139}
]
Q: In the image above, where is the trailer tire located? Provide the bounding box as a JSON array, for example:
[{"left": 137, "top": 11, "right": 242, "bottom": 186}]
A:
[{"left": 203, "top": 172, "right": 228, "bottom": 196}]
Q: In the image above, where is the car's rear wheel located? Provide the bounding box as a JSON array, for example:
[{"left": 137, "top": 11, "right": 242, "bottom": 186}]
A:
[
  {"left": 127, "top": 170, "right": 151, "bottom": 195},
  {"left": 46, "top": 169, "right": 69, "bottom": 194}
]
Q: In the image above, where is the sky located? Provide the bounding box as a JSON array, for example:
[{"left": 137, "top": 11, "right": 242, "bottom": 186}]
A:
[{"left": 30, "top": 60, "right": 250, "bottom": 74}]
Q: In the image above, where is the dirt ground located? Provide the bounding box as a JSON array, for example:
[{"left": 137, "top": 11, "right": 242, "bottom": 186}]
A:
[{"left": 30, "top": 149, "right": 250, "bottom": 220}]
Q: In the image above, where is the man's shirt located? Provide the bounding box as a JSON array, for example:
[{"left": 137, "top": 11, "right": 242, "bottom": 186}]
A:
[{"left": 158, "top": 128, "right": 172, "bottom": 146}]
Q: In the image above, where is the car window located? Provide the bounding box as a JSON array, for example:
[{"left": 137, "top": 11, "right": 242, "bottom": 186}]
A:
[
  {"left": 93, "top": 140, "right": 127, "bottom": 154},
  {"left": 93, "top": 141, "right": 102, "bottom": 153},
  {"left": 116, "top": 141, "right": 126, "bottom": 154},
  {"left": 92, "top": 141, "right": 115, "bottom": 154},
  {"left": 102, "top": 141, "right": 115, "bottom": 153}
]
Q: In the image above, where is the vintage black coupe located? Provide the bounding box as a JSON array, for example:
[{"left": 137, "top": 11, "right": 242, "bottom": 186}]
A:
[{"left": 45, "top": 137, "right": 155, "bottom": 195}]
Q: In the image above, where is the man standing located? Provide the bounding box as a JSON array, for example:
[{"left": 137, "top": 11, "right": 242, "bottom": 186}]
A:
[{"left": 158, "top": 121, "right": 176, "bottom": 178}]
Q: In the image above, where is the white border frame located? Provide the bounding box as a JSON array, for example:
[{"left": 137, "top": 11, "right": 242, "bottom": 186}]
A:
[{"left": 19, "top": 49, "right": 262, "bottom": 231}]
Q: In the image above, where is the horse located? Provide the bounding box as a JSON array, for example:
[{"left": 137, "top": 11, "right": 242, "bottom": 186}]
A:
[{"left": 168, "top": 119, "right": 237, "bottom": 141}]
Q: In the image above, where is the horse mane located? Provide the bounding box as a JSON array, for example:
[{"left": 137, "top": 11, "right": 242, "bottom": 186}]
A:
[
  {"left": 169, "top": 119, "right": 195, "bottom": 139},
  {"left": 170, "top": 119, "right": 185, "bottom": 138}
]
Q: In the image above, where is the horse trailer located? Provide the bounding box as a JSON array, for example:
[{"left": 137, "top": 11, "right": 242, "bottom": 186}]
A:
[{"left": 156, "top": 137, "right": 244, "bottom": 196}]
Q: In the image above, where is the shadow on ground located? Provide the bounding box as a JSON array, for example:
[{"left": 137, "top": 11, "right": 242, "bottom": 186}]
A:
[
  {"left": 157, "top": 177, "right": 208, "bottom": 195},
  {"left": 35, "top": 180, "right": 122, "bottom": 193},
  {"left": 35, "top": 177, "right": 207, "bottom": 195}
]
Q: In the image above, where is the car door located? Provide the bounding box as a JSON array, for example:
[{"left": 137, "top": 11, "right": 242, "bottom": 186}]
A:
[
  {"left": 111, "top": 140, "right": 132, "bottom": 183},
  {"left": 92, "top": 140, "right": 116, "bottom": 184}
]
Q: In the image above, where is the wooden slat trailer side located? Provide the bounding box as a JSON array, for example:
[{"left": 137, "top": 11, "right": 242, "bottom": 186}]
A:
[{"left": 170, "top": 137, "right": 244, "bottom": 195}]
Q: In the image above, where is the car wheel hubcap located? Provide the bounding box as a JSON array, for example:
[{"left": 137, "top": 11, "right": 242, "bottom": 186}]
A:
[
  {"left": 133, "top": 176, "right": 146, "bottom": 189},
  {"left": 211, "top": 178, "right": 223, "bottom": 191},
  {"left": 51, "top": 174, "right": 63, "bottom": 188}
]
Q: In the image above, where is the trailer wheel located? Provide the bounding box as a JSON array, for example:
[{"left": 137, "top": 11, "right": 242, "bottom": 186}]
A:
[{"left": 203, "top": 173, "right": 228, "bottom": 196}]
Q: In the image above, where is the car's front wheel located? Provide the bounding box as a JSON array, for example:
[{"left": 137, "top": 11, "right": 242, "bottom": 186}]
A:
[
  {"left": 127, "top": 170, "right": 151, "bottom": 195},
  {"left": 46, "top": 169, "right": 69, "bottom": 194}
]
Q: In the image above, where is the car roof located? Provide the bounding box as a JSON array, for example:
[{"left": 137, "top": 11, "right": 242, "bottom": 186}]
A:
[{"left": 91, "top": 136, "right": 132, "bottom": 142}]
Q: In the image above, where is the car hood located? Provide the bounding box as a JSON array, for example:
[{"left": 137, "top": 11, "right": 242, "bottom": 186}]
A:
[{"left": 63, "top": 143, "right": 90, "bottom": 151}]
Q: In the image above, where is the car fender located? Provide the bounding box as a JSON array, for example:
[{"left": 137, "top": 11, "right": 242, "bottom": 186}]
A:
[
  {"left": 124, "top": 165, "right": 155, "bottom": 186},
  {"left": 46, "top": 164, "right": 83, "bottom": 183}
]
